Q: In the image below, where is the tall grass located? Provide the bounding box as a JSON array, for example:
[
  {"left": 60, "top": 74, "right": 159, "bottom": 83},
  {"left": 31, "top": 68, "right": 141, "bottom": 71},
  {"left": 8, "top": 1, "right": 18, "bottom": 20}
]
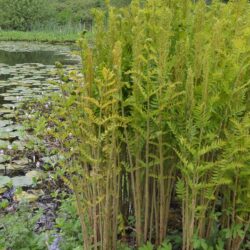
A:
[
  {"left": 38, "top": 0, "right": 250, "bottom": 249},
  {"left": 0, "top": 30, "right": 79, "bottom": 43},
  {"left": 0, "top": 23, "right": 88, "bottom": 43}
]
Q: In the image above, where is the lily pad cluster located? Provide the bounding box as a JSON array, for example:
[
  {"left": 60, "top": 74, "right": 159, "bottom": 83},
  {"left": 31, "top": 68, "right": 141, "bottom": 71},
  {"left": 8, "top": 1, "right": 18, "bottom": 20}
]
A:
[{"left": 0, "top": 41, "right": 80, "bottom": 202}]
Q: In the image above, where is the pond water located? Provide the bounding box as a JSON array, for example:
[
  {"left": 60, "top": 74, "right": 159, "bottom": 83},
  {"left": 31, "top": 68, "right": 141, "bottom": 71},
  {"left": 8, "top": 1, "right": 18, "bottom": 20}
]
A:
[
  {"left": 0, "top": 42, "right": 79, "bottom": 66},
  {"left": 0, "top": 41, "right": 80, "bottom": 107},
  {"left": 0, "top": 41, "right": 80, "bottom": 189}
]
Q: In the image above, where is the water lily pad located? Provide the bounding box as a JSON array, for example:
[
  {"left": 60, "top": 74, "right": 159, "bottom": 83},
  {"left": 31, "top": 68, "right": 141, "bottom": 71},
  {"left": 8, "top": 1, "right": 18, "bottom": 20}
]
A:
[
  {"left": 0, "top": 176, "right": 11, "bottom": 188},
  {"left": 0, "top": 120, "right": 13, "bottom": 128},
  {"left": 3, "top": 113, "right": 16, "bottom": 119},
  {"left": 11, "top": 141, "right": 25, "bottom": 151},
  {"left": 13, "top": 158, "right": 29, "bottom": 165},
  {"left": 11, "top": 176, "right": 33, "bottom": 187},
  {"left": 0, "top": 187, "right": 7, "bottom": 194},
  {"left": 8, "top": 163, "right": 28, "bottom": 170},
  {"left": 2, "top": 103, "right": 19, "bottom": 109},
  {"left": 0, "top": 108, "right": 11, "bottom": 114},
  {"left": 0, "top": 163, "right": 28, "bottom": 175},
  {"left": 1, "top": 126, "right": 16, "bottom": 133},
  {"left": 7, "top": 124, "right": 23, "bottom": 131},
  {"left": 0, "top": 132, "right": 18, "bottom": 140},
  {"left": 26, "top": 170, "right": 46, "bottom": 180},
  {"left": 0, "top": 164, "right": 6, "bottom": 172},
  {"left": 14, "top": 191, "right": 39, "bottom": 202},
  {"left": 0, "top": 155, "right": 11, "bottom": 163},
  {"left": 0, "top": 140, "right": 9, "bottom": 148},
  {"left": 4, "top": 96, "right": 22, "bottom": 101}
]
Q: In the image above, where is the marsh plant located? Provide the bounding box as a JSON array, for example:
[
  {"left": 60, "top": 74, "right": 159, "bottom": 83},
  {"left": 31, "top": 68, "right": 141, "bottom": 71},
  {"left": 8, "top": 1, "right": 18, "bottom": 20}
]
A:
[
  {"left": 0, "top": 203, "right": 47, "bottom": 250},
  {"left": 36, "top": 0, "right": 250, "bottom": 249}
]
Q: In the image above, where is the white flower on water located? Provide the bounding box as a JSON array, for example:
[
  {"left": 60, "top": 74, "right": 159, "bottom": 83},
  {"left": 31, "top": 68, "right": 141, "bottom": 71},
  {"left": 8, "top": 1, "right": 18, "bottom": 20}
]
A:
[
  {"left": 7, "top": 145, "right": 12, "bottom": 150},
  {"left": 36, "top": 161, "right": 41, "bottom": 168},
  {"left": 0, "top": 150, "right": 4, "bottom": 155}
]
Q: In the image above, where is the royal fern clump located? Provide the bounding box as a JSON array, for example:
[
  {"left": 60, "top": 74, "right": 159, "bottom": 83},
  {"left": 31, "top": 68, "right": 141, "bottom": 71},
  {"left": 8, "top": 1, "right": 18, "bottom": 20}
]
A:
[{"left": 39, "top": 0, "right": 250, "bottom": 249}]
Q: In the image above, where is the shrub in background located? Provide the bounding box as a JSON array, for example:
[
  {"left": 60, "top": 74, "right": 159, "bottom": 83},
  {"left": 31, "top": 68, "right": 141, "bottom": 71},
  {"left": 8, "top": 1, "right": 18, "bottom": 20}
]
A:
[{"left": 0, "top": 0, "right": 51, "bottom": 31}]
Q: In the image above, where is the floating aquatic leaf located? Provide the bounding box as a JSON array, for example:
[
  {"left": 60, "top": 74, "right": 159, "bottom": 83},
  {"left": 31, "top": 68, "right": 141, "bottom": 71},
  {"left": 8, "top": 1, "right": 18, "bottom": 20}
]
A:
[
  {"left": 11, "top": 176, "right": 33, "bottom": 187},
  {"left": 13, "top": 158, "right": 29, "bottom": 165},
  {"left": 0, "top": 140, "right": 9, "bottom": 149},
  {"left": 0, "top": 163, "right": 28, "bottom": 175},
  {"left": 0, "top": 176, "right": 11, "bottom": 188},
  {"left": 14, "top": 190, "right": 41, "bottom": 202},
  {"left": 0, "top": 120, "right": 13, "bottom": 128},
  {"left": 26, "top": 170, "right": 46, "bottom": 180}
]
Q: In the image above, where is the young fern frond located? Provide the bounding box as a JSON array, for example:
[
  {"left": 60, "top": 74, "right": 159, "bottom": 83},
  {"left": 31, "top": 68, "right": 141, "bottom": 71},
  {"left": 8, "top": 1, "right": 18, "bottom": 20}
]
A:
[{"left": 40, "top": 1, "right": 250, "bottom": 249}]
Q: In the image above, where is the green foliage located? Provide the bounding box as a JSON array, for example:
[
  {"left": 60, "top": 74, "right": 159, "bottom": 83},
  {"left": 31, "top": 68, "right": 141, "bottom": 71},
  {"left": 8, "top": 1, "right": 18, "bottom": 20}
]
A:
[
  {"left": 0, "top": 0, "right": 132, "bottom": 31},
  {"left": 32, "top": 0, "right": 250, "bottom": 249},
  {"left": 0, "top": 30, "right": 80, "bottom": 43},
  {"left": 139, "top": 242, "right": 154, "bottom": 250},
  {"left": 50, "top": 0, "right": 104, "bottom": 26},
  {"left": 50, "top": 0, "right": 131, "bottom": 23},
  {"left": 55, "top": 196, "right": 83, "bottom": 250},
  {"left": 0, "top": 202, "right": 47, "bottom": 250},
  {"left": 0, "top": 199, "right": 9, "bottom": 209},
  {"left": 138, "top": 241, "right": 172, "bottom": 250},
  {"left": 0, "top": 0, "right": 51, "bottom": 31},
  {"left": 0, "top": 196, "right": 85, "bottom": 250},
  {"left": 157, "top": 242, "right": 172, "bottom": 250}
]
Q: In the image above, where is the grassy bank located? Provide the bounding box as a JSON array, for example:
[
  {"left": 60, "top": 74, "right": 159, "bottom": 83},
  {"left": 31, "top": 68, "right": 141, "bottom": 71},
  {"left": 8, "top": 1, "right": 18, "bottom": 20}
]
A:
[{"left": 0, "top": 30, "right": 80, "bottom": 43}]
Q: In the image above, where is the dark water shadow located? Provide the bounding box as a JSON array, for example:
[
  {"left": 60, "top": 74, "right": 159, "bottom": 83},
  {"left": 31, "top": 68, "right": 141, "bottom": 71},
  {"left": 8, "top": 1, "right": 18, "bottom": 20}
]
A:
[
  {"left": 0, "top": 74, "right": 13, "bottom": 81},
  {"left": 0, "top": 50, "right": 78, "bottom": 66}
]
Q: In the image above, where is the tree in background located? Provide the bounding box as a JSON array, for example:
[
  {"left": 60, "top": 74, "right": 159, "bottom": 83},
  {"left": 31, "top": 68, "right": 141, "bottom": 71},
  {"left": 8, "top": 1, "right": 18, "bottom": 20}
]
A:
[
  {"left": 50, "top": 0, "right": 132, "bottom": 27},
  {"left": 0, "top": 0, "right": 51, "bottom": 31},
  {"left": 0, "top": 0, "right": 132, "bottom": 31},
  {"left": 49, "top": 0, "right": 103, "bottom": 26}
]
